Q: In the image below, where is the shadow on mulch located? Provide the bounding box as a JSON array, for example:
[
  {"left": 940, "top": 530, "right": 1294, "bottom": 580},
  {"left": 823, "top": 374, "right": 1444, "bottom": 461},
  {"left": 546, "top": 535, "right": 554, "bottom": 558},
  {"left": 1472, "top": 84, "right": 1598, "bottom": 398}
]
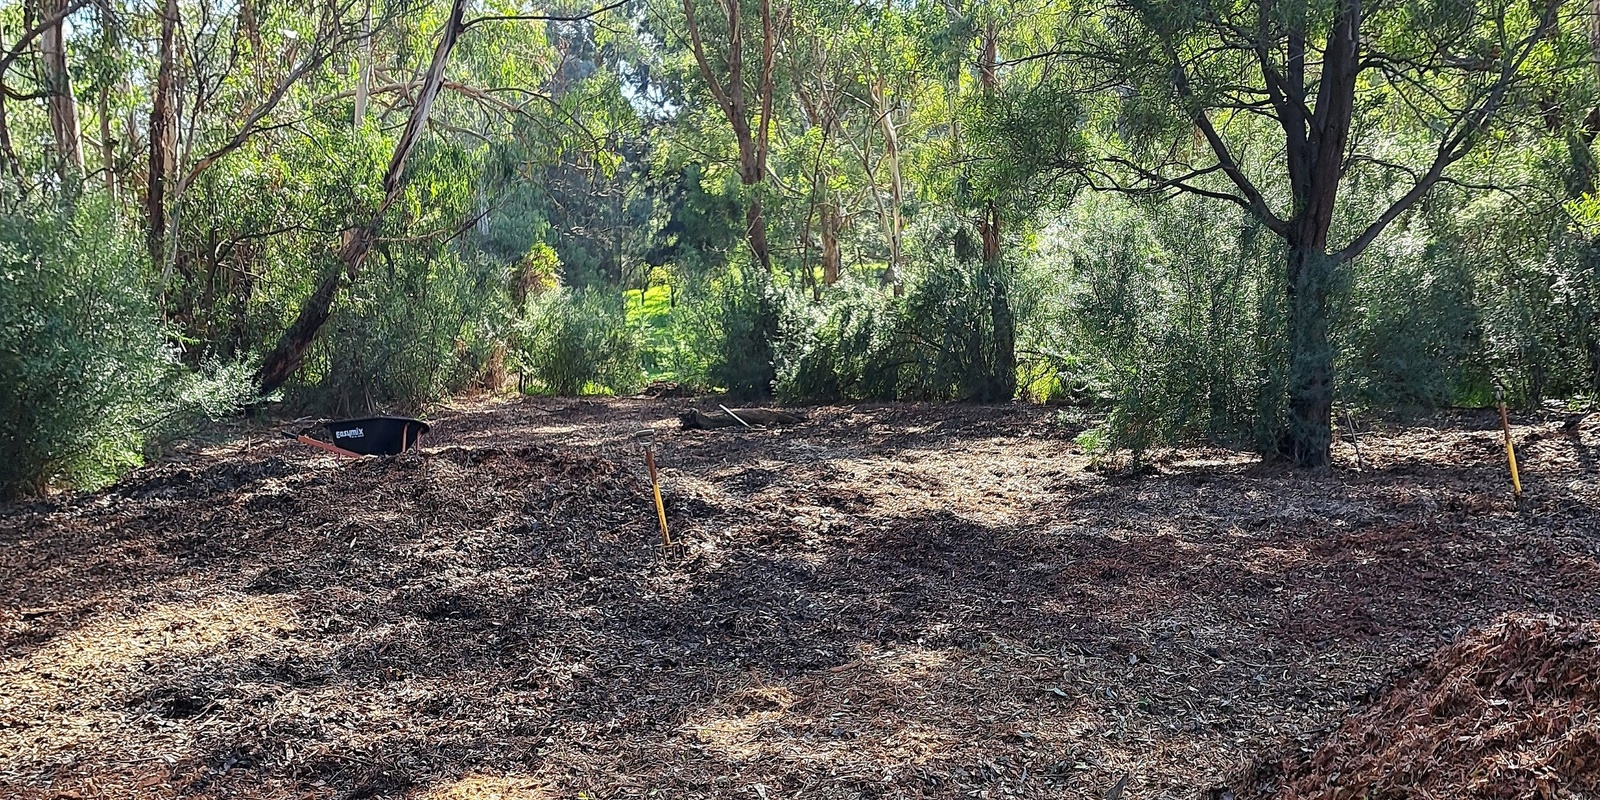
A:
[{"left": 2, "top": 400, "right": 1598, "bottom": 799}]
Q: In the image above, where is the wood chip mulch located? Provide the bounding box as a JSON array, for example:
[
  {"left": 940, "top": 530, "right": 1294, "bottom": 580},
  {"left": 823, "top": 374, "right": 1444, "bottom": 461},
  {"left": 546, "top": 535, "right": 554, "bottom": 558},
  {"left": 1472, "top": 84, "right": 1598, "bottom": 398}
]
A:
[
  {"left": 1, "top": 399, "right": 1597, "bottom": 799},
  {"left": 1222, "top": 613, "right": 1600, "bottom": 800}
]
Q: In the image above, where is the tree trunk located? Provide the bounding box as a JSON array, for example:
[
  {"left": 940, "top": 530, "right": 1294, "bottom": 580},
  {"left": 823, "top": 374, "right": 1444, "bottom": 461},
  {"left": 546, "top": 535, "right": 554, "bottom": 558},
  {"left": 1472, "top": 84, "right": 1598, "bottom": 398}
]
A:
[
  {"left": 1587, "top": 309, "right": 1600, "bottom": 395},
  {"left": 353, "top": 6, "right": 371, "bottom": 128},
  {"left": 38, "top": 0, "right": 83, "bottom": 176},
  {"left": 745, "top": 194, "right": 771, "bottom": 272},
  {"left": 0, "top": 92, "right": 19, "bottom": 184},
  {"left": 96, "top": 82, "right": 115, "bottom": 201},
  {"left": 876, "top": 79, "right": 905, "bottom": 295},
  {"left": 254, "top": 230, "right": 374, "bottom": 394},
  {"left": 681, "top": 0, "right": 778, "bottom": 273},
  {"left": 819, "top": 201, "right": 841, "bottom": 285},
  {"left": 980, "top": 211, "right": 1016, "bottom": 403},
  {"left": 253, "top": 0, "right": 469, "bottom": 396},
  {"left": 1283, "top": 245, "right": 1335, "bottom": 467},
  {"left": 147, "top": 0, "right": 177, "bottom": 267},
  {"left": 975, "top": 23, "right": 1013, "bottom": 401}
]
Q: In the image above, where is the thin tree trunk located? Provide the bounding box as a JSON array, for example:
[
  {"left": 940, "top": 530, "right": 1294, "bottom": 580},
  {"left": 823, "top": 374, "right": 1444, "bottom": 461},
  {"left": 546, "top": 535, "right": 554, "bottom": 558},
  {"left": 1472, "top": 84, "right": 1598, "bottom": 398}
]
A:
[
  {"left": 819, "top": 201, "right": 840, "bottom": 285},
  {"left": 147, "top": 0, "right": 177, "bottom": 267},
  {"left": 983, "top": 215, "right": 1016, "bottom": 402},
  {"left": 254, "top": 0, "right": 469, "bottom": 396},
  {"left": 97, "top": 82, "right": 115, "bottom": 201},
  {"left": 873, "top": 77, "right": 905, "bottom": 295},
  {"left": 39, "top": 0, "right": 83, "bottom": 176},
  {"left": 0, "top": 91, "right": 20, "bottom": 185},
  {"left": 1587, "top": 309, "right": 1600, "bottom": 395},
  {"left": 976, "top": 21, "right": 1014, "bottom": 401},
  {"left": 354, "top": 5, "right": 371, "bottom": 128}
]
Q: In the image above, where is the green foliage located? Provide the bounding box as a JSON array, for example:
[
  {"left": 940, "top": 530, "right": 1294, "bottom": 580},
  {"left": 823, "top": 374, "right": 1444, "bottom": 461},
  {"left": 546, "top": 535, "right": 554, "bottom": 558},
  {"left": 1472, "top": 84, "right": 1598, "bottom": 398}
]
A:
[
  {"left": 1030, "top": 192, "right": 1287, "bottom": 458},
  {"left": 5, "top": 0, "right": 1598, "bottom": 487},
  {"left": 288, "top": 248, "right": 507, "bottom": 414},
  {"left": 0, "top": 201, "right": 214, "bottom": 498},
  {"left": 276, "top": 138, "right": 511, "bottom": 414},
  {"left": 669, "top": 268, "right": 787, "bottom": 399},
  {"left": 777, "top": 280, "right": 903, "bottom": 401},
  {"left": 778, "top": 240, "right": 1024, "bottom": 403},
  {"left": 513, "top": 288, "right": 641, "bottom": 396},
  {"left": 895, "top": 248, "right": 1019, "bottom": 402},
  {"left": 1336, "top": 221, "right": 1482, "bottom": 409}
]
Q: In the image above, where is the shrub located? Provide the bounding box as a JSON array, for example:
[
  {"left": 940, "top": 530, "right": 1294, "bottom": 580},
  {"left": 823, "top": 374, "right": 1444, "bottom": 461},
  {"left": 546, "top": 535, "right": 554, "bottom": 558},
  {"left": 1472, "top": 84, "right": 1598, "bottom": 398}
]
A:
[
  {"left": 895, "top": 250, "right": 1018, "bottom": 402},
  {"left": 670, "top": 269, "right": 789, "bottom": 399},
  {"left": 512, "top": 287, "right": 641, "bottom": 395},
  {"left": 777, "top": 279, "right": 903, "bottom": 402},
  {"left": 778, "top": 249, "right": 1023, "bottom": 403},
  {"left": 0, "top": 201, "right": 175, "bottom": 498},
  {"left": 286, "top": 248, "right": 511, "bottom": 414},
  {"left": 1028, "top": 191, "right": 1287, "bottom": 461}
]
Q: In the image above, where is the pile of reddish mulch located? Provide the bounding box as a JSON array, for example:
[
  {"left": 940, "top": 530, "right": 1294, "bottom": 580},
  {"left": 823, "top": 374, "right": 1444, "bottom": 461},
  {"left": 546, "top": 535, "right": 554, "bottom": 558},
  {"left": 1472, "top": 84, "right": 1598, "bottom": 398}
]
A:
[{"left": 1226, "top": 614, "right": 1600, "bottom": 800}]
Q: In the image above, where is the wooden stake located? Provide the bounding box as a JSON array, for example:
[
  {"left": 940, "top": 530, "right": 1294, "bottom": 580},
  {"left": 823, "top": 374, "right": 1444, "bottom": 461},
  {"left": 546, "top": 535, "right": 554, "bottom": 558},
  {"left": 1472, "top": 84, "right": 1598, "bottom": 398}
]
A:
[
  {"left": 645, "top": 446, "right": 671, "bottom": 547},
  {"left": 1496, "top": 388, "right": 1522, "bottom": 503}
]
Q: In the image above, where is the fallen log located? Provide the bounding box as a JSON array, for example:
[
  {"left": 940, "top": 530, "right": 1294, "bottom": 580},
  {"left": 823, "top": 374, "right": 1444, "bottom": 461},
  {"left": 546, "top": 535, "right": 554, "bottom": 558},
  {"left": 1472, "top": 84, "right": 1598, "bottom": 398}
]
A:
[{"left": 680, "top": 407, "right": 806, "bottom": 430}]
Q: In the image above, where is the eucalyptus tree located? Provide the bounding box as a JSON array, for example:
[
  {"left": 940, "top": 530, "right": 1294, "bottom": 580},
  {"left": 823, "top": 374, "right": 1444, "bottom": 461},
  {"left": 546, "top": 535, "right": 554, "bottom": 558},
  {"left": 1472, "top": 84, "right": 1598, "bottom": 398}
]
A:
[
  {"left": 1028, "top": 0, "right": 1592, "bottom": 465},
  {"left": 676, "top": 0, "right": 788, "bottom": 272},
  {"left": 255, "top": 0, "right": 633, "bottom": 394}
]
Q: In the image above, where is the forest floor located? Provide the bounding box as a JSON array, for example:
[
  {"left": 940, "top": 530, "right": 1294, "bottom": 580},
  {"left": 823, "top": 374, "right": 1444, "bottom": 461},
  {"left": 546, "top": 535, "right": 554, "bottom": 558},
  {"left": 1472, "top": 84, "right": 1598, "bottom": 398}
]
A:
[{"left": 2, "top": 398, "right": 1598, "bottom": 800}]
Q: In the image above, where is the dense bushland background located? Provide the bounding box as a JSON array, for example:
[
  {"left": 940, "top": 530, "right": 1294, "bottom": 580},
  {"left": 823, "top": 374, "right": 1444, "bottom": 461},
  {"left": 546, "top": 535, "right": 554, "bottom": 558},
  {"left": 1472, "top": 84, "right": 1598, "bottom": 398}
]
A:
[{"left": 2, "top": 0, "right": 1597, "bottom": 495}]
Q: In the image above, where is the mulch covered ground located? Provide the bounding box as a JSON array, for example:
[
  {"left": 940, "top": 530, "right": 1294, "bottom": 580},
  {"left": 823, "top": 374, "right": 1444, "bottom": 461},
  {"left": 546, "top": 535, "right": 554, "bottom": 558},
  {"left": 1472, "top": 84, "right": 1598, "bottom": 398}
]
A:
[
  {"left": 1224, "top": 613, "right": 1600, "bottom": 800},
  {"left": 1, "top": 399, "right": 1597, "bottom": 799}
]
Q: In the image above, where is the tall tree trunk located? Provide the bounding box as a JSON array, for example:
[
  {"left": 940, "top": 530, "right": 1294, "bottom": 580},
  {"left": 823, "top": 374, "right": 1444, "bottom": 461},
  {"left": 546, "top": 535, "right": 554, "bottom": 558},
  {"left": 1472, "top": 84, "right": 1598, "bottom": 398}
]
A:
[
  {"left": 38, "top": 0, "right": 83, "bottom": 176},
  {"left": 1283, "top": 244, "right": 1335, "bottom": 467},
  {"left": 147, "top": 0, "right": 177, "bottom": 267},
  {"left": 1587, "top": 308, "right": 1600, "bottom": 395},
  {"left": 745, "top": 194, "right": 771, "bottom": 271},
  {"left": 0, "top": 92, "right": 20, "bottom": 184},
  {"left": 976, "top": 21, "right": 1014, "bottom": 401},
  {"left": 353, "top": 5, "right": 371, "bottom": 128},
  {"left": 873, "top": 77, "right": 905, "bottom": 295},
  {"left": 254, "top": 0, "right": 469, "bottom": 396},
  {"left": 980, "top": 207, "right": 1015, "bottom": 402},
  {"left": 682, "top": 0, "right": 779, "bottom": 273}
]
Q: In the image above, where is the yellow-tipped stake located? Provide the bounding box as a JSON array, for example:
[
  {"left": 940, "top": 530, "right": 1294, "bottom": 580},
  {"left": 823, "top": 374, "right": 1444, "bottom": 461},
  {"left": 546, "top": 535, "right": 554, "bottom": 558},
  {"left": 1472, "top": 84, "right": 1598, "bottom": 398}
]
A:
[
  {"left": 1496, "top": 388, "right": 1523, "bottom": 503},
  {"left": 637, "top": 429, "right": 672, "bottom": 548}
]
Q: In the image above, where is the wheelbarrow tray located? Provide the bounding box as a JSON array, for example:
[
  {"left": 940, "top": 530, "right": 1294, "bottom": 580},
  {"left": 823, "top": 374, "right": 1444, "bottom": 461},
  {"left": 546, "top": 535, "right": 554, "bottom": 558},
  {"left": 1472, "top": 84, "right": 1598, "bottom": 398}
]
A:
[{"left": 323, "top": 416, "right": 429, "bottom": 456}]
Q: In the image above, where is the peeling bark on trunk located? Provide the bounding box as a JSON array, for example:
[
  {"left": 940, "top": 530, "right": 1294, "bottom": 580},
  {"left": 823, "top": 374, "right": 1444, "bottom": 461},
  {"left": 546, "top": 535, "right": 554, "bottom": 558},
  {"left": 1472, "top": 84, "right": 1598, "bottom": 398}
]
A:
[
  {"left": 39, "top": 0, "right": 83, "bottom": 176},
  {"left": 147, "top": 0, "right": 177, "bottom": 267},
  {"left": 354, "top": 6, "right": 372, "bottom": 128},
  {"left": 682, "top": 0, "right": 780, "bottom": 272},
  {"left": 819, "top": 201, "right": 841, "bottom": 285}
]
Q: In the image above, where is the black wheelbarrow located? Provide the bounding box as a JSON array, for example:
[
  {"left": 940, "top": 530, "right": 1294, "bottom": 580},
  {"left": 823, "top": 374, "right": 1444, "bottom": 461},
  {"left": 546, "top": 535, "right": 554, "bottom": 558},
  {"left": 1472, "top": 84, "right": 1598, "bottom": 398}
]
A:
[{"left": 285, "top": 416, "right": 429, "bottom": 457}]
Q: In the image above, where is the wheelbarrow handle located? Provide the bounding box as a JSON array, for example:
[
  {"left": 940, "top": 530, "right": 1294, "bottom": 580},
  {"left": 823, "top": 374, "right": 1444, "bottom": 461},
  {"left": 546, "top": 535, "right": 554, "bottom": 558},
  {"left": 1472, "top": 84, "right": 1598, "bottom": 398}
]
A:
[{"left": 284, "top": 432, "right": 363, "bottom": 458}]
